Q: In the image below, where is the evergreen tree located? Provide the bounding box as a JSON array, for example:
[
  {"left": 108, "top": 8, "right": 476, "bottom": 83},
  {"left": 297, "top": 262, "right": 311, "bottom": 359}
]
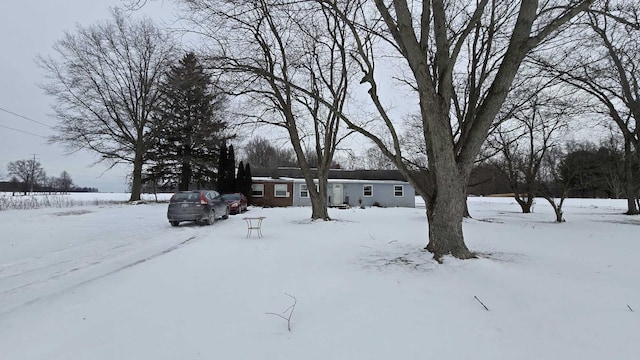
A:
[
  {"left": 236, "top": 160, "right": 245, "bottom": 193},
  {"left": 244, "top": 162, "right": 253, "bottom": 204},
  {"left": 147, "top": 52, "right": 230, "bottom": 190},
  {"left": 217, "top": 142, "right": 229, "bottom": 192},
  {"left": 236, "top": 160, "right": 253, "bottom": 200},
  {"left": 225, "top": 145, "right": 237, "bottom": 193},
  {"left": 216, "top": 143, "right": 237, "bottom": 193}
]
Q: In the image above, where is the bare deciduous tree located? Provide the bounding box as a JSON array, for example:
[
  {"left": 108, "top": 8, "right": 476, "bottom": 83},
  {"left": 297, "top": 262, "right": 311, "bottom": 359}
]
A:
[
  {"left": 306, "top": 0, "right": 594, "bottom": 260},
  {"left": 353, "top": 146, "right": 398, "bottom": 170},
  {"left": 37, "top": 9, "right": 176, "bottom": 201},
  {"left": 243, "top": 137, "right": 297, "bottom": 170},
  {"left": 180, "top": 0, "right": 355, "bottom": 220},
  {"left": 487, "top": 87, "right": 576, "bottom": 213},
  {"left": 539, "top": 145, "right": 572, "bottom": 222},
  {"left": 58, "top": 171, "right": 74, "bottom": 193},
  {"left": 536, "top": 0, "right": 640, "bottom": 214},
  {"left": 7, "top": 159, "right": 46, "bottom": 194}
]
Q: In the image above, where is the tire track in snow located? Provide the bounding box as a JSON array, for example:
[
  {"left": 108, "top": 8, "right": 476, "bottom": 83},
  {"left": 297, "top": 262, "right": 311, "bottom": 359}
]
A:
[
  {"left": 0, "top": 235, "right": 197, "bottom": 317},
  {"left": 74, "top": 235, "right": 198, "bottom": 282}
]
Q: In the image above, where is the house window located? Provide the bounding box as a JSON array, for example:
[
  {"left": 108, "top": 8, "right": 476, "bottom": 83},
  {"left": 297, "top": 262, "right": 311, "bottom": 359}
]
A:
[
  {"left": 299, "top": 184, "right": 319, "bottom": 198},
  {"left": 251, "top": 184, "right": 264, "bottom": 197},
  {"left": 394, "top": 185, "right": 404, "bottom": 197},
  {"left": 274, "top": 184, "right": 289, "bottom": 197},
  {"left": 363, "top": 184, "right": 373, "bottom": 197}
]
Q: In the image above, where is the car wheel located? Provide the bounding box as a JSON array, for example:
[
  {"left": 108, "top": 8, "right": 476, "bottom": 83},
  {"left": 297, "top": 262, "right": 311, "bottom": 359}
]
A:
[
  {"left": 206, "top": 210, "right": 215, "bottom": 225},
  {"left": 222, "top": 206, "right": 230, "bottom": 219},
  {"left": 170, "top": 221, "right": 179, "bottom": 227}
]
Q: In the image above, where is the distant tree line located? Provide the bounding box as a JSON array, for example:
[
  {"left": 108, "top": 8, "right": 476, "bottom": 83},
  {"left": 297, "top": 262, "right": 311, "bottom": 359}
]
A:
[
  {"left": 470, "top": 138, "right": 639, "bottom": 219},
  {"left": 2, "top": 159, "right": 96, "bottom": 194},
  {"left": 471, "top": 141, "right": 639, "bottom": 199}
]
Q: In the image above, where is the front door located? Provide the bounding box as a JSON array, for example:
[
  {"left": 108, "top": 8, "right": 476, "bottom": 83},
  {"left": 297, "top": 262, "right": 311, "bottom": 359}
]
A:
[{"left": 331, "top": 184, "right": 343, "bottom": 206}]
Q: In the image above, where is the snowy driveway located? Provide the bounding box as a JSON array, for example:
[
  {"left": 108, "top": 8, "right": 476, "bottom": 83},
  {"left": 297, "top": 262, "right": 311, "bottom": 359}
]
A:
[{"left": 0, "top": 203, "right": 233, "bottom": 316}]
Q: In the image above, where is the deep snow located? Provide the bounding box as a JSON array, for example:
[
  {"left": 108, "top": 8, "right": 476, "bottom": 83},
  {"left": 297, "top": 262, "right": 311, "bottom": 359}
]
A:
[{"left": 0, "top": 195, "right": 638, "bottom": 359}]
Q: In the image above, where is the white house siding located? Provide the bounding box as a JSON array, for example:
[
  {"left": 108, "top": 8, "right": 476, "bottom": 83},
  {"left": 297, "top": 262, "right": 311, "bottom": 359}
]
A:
[{"left": 292, "top": 179, "right": 415, "bottom": 208}]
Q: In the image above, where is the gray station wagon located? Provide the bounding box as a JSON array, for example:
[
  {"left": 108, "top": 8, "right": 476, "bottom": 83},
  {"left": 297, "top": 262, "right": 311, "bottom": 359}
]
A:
[{"left": 167, "top": 190, "right": 230, "bottom": 227}]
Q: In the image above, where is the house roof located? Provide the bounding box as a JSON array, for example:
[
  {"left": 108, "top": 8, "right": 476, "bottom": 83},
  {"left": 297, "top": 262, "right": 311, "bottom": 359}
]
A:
[
  {"left": 252, "top": 167, "right": 408, "bottom": 181},
  {"left": 252, "top": 177, "right": 409, "bottom": 185}
]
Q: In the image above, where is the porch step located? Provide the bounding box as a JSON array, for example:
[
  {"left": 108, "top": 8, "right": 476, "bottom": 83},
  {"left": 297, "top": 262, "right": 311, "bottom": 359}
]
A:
[{"left": 330, "top": 204, "right": 350, "bottom": 209}]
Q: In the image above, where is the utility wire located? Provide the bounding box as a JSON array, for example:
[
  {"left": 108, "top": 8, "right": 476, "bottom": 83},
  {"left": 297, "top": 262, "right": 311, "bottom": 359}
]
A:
[
  {"left": 0, "top": 106, "right": 53, "bottom": 129},
  {"left": 0, "top": 124, "right": 47, "bottom": 138}
]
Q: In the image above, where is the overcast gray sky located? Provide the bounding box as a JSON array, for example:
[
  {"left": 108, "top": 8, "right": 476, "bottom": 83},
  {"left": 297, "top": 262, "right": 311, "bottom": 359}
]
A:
[{"left": 0, "top": 0, "right": 176, "bottom": 192}]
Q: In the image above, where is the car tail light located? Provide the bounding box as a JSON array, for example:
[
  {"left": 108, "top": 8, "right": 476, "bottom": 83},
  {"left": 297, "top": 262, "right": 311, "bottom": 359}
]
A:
[
  {"left": 169, "top": 193, "right": 176, "bottom": 202},
  {"left": 200, "top": 193, "right": 208, "bottom": 205}
]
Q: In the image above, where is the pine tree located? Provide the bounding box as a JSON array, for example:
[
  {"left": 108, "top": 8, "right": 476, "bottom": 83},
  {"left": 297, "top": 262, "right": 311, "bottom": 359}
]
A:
[
  {"left": 147, "top": 52, "right": 231, "bottom": 190},
  {"left": 244, "top": 162, "right": 253, "bottom": 203},
  {"left": 217, "top": 142, "right": 229, "bottom": 192},
  {"left": 225, "top": 145, "right": 237, "bottom": 193},
  {"left": 236, "top": 160, "right": 245, "bottom": 193},
  {"left": 236, "top": 160, "right": 252, "bottom": 200}
]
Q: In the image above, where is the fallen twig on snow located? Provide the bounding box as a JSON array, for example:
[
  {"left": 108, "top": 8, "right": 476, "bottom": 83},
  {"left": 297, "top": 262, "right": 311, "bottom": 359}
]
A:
[
  {"left": 266, "top": 293, "right": 297, "bottom": 332},
  {"left": 474, "top": 296, "right": 490, "bottom": 311},
  {"left": 628, "top": 304, "right": 633, "bottom": 312}
]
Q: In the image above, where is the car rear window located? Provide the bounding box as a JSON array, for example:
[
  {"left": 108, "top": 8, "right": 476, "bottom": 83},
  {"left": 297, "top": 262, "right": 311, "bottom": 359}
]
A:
[
  {"left": 222, "top": 194, "right": 240, "bottom": 200},
  {"left": 173, "top": 192, "right": 200, "bottom": 202}
]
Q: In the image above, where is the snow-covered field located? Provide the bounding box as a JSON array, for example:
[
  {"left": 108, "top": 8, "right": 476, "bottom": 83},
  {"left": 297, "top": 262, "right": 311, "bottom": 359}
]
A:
[
  {"left": 0, "top": 192, "right": 173, "bottom": 210},
  {"left": 0, "top": 194, "right": 638, "bottom": 359}
]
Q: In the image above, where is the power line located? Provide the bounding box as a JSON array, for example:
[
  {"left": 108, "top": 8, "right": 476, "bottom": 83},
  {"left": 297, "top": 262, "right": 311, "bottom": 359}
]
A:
[
  {"left": 0, "top": 106, "right": 53, "bottom": 129},
  {"left": 0, "top": 124, "right": 47, "bottom": 138}
]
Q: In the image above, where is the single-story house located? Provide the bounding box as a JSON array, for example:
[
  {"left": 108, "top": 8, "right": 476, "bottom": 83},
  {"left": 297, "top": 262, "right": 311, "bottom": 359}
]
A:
[
  {"left": 249, "top": 177, "right": 295, "bottom": 208},
  {"left": 250, "top": 168, "right": 415, "bottom": 208}
]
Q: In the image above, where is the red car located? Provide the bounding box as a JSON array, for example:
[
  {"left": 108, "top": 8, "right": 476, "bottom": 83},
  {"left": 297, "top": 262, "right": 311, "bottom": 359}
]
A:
[{"left": 221, "top": 193, "right": 248, "bottom": 214}]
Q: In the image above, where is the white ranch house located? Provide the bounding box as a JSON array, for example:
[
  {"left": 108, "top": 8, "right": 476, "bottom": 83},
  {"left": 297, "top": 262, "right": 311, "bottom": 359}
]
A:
[{"left": 250, "top": 168, "right": 415, "bottom": 208}]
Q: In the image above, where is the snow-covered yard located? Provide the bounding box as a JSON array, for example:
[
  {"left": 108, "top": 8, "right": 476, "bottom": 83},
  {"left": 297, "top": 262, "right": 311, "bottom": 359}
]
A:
[{"left": 0, "top": 195, "right": 638, "bottom": 359}]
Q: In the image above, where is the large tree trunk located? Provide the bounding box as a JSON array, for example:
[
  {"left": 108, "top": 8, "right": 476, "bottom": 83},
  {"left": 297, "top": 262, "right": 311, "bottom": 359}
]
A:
[
  {"left": 286, "top": 108, "right": 332, "bottom": 221},
  {"left": 411, "top": 89, "right": 477, "bottom": 260},
  {"left": 425, "top": 173, "right": 474, "bottom": 261},
  {"left": 179, "top": 158, "right": 192, "bottom": 191},
  {"left": 129, "top": 144, "right": 144, "bottom": 202},
  {"left": 636, "top": 151, "right": 640, "bottom": 211},
  {"left": 309, "top": 172, "right": 330, "bottom": 220},
  {"left": 310, "top": 198, "right": 330, "bottom": 219},
  {"left": 420, "top": 107, "right": 475, "bottom": 260},
  {"left": 624, "top": 137, "right": 639, "bottom": 215},
  {"left": 463, "top": 197, "right": 471, "bottom": 218}
]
